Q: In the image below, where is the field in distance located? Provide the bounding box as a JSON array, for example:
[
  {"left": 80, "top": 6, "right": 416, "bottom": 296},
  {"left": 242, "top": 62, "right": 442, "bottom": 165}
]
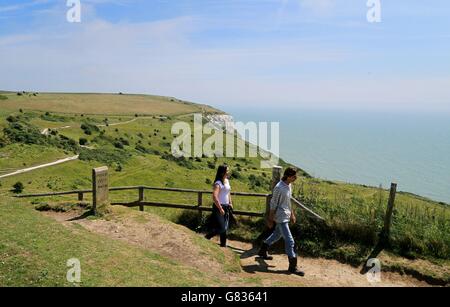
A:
[{"left": 0, "top": 92, "right": 221, "bottom": 116}]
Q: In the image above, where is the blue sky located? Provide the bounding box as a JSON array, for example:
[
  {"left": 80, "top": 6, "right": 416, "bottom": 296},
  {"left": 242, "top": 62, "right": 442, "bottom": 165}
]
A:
[{"left": 1, "top": 0, "right": 449, "bottom": 111}]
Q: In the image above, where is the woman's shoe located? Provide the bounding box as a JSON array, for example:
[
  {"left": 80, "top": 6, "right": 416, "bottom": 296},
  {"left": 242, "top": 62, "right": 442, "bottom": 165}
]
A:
[{"left": 220, "top": 233, "right": 227, "bottom": 247}]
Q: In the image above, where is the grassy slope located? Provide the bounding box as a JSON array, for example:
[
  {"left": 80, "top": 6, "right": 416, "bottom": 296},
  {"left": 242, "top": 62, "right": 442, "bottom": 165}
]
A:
[
  {"left": 0, "top": 198, "right": 242, "bottom": 287},
  {"left": 0, "top": 92, "right": 449, "bottom": 285},
  {"left": 0, "top": 92, "right": 221, "bottom": 116}
]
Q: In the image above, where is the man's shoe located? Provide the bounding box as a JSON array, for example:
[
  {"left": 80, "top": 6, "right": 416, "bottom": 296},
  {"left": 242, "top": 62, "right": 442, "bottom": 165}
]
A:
[
  {"left": 257, "top": 243, "right": 273, "bottom": 260},
  {"left": 288, "top": 257, "right": 305, "bottom": 276}
]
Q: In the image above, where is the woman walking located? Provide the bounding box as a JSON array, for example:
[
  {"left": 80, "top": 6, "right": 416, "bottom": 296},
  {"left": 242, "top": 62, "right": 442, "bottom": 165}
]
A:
[{"left": 205, "top": 164, "right": 233, "bottom": 247}]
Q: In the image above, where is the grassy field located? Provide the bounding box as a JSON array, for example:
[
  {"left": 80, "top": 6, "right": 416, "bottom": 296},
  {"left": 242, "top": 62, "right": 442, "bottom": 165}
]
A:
[
  {"left": 0, "top": 198, "right": 242, "bottom": 287},
  {"left": 0, "top": 92, "right": 449, "bottom": 285},
  {"left": 0, "top": 92, "right": 221, "bottom": 116}
]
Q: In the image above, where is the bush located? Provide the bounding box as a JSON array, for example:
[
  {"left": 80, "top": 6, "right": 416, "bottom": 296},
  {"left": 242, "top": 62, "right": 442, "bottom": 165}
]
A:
[
  {"left": 81, "top": 122, "right": 100, "bottom": 135},
  {"left": 6, "top": 115, "right": 19, "bottom": 123},
  {"left": 3, "top": 119, "right": 79, "bottom": 152},
  {"left": 13, "top": 182, "right": 24, "bottom": 194},
  {"left": 79, "top": 148, "right": 130, "bottom": 165},
  {"left": 0, "top": 138, "right": 6, "bottom": 148},
  {"left": 135, "top": 144, "right": 151, "bottom": 154},
  {"left": 55, "top": 135, "right": 79, "bottom": 152},
  {"left": 3, "top": 121, "right": 47, "bottom": 145},
  {"left": 248, "top": 174, "right": 266, "bottom": 189},
  {"left": 231, "top": 170, "right": 242, "bottom": 180},
  {"left": 207, "top": 161, "right": 216, "bottom": 169},
  {"left": 119, "top": 137, "right": 130, "bottom": 146},
  {"left": 161, "top": 153, "right": 194, "bottom": 169},
  {"left": 114, "top": 141, "right": 124, "bottom": 149},
  {"left": 79, "top": 138, "right": 88, "bottom": 146},
  {"left": 0, "top": 94, "right": 7, "bottom": 100},
  {"left": 40, "top": 113, "right": 69, "bottom": 123}
]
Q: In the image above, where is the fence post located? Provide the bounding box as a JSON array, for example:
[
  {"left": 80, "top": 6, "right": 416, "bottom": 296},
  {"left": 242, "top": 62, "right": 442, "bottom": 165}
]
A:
[
  {"left": 78, "top": 192, "right": 84, "bottom": 202},
  {"left": 197, "top": 192, "right": 203, "bottom": 220},
  {"left": 92, "top": 166, "right": 109, "bottom": 216},
  {"left": 380, "top": 183, "right": 397, "bottom": 245},
  {"left": 257, "top": 166, "right": 283, "bottom": 243},
  {"left": 139, "top": 187, "right": 144, "bottom": 212},
  {"left": 266, "top": 166, "right": 283, "bottom": 218}
]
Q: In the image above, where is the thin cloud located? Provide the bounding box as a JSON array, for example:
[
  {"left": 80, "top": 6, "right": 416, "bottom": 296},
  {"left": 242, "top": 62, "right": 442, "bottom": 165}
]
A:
[{"left": 0, "top": 0, "right": 50, "bottom": 13}]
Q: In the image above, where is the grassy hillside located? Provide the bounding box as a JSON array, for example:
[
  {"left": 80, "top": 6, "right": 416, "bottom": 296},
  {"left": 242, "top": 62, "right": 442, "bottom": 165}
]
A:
[
  {"left": 0, "top": 198, "right": 242, "bottom": 287},
  {"left": 0, "top": 92, "right": 449, "bottom": 285},
  {"left": 0, "top": 92, "right": 221, "bottom": 116}
]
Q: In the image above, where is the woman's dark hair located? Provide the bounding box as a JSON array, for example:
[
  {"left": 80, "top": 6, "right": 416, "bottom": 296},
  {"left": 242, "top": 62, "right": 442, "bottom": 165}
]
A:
[
  {"left": 214, "top": 164, "right": 229, "bottom": 185},
  {"left": 282, "top": 167, "right": 297, "bottom": 181}
]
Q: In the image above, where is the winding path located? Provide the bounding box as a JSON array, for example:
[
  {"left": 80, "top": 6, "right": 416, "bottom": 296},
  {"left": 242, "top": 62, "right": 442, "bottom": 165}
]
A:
[{"left": 0, "top": 155, "right": 79, "bottom": 179}]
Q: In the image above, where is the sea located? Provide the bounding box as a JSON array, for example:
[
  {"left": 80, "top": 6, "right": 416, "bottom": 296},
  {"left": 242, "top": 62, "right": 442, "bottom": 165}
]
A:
[{"left": 221, "top": 106, "right": 450, "bottom": 204}]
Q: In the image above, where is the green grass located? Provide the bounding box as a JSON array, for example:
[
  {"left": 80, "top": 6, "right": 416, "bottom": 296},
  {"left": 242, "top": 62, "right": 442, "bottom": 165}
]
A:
[
  {"left": 0, "top": 144, "right": 70, "bottom": 172},
  {"left": 0, "top": 92, "right": 221, "bottom": 116},
  {"left": 0, "top": 198, "right": 226, "bottom": 287}
]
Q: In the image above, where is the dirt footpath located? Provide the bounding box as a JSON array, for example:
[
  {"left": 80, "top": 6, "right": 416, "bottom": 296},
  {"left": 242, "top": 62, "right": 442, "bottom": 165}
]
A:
[{"left": 43, "top": 209, "right": 432, "bottom": 287}]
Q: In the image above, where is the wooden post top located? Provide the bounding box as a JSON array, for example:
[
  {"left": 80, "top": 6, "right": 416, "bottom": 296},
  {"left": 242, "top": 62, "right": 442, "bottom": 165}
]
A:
[{"left": 93, "top": 166, "right": 109, "bottom": 173}]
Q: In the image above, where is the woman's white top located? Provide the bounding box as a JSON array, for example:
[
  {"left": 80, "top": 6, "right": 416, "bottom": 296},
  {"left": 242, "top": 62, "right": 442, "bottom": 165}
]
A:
[{"left": 214, "top": 179, "right": 231, "bottom": 205}]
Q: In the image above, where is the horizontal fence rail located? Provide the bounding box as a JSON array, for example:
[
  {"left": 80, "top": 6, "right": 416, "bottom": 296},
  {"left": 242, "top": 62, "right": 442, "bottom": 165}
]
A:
[{"left": 15, "top": 185, "right": 325, "bottom": 220}]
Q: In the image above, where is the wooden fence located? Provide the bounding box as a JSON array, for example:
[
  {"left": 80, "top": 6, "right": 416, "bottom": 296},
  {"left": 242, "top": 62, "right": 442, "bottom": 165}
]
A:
[
  {"left": 15, "top": 186, "right": 270, "bottom": 217},
  {"left": 15, "top": 185, "right": 326, "bottom": 220}
]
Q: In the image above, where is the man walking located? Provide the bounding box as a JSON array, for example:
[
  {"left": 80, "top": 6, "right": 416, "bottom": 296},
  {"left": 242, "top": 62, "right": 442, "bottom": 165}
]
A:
[{"left": 258, "top": 167, "right": 305, "bottom": 276}]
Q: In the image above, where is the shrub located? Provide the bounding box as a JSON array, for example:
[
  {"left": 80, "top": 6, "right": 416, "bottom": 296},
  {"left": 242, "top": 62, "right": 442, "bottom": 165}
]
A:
[
  {"left": 79, "top": 148, "right": 130, "bottom": 165},
  {"left": 81, "top": 122, "right": 100, "bottom": 135},
  {"left": 207, "top": 161, "right": 216, "bottom": 169},
  {"left": 114, "top": 141, "right": 124, "bottom": 149},
  {"left": 135, "top": 144, "right": 151, "bottom": 154},
  {"left": 0, "top": 137, "right": 7, "bottom": 148},
  {"left": 119, "top": 137, "right": 130, "bottom": 146},
  {"left": 161, "top": 153, "right": 194, "bottom": 169},
  {"left": 40, "top": 113, "right": 69, "bottom": 123},
  {"left": 231, "top": 170, "right": 242, "bottom": 180},
  {"left": 0, "top": 95, "right": 8, "bottom": 100},
  {"left": 13, "top": 182, "right": 24, "bottom": 194},
  {"left": 3, "top": 121, "right": 47, "bottom": 145},
  {"left": 79, "top": 138, "right": 88, "bottom": 146},
  {"left": 6, "top": 115, "right": 19, "bottom": 123}
]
